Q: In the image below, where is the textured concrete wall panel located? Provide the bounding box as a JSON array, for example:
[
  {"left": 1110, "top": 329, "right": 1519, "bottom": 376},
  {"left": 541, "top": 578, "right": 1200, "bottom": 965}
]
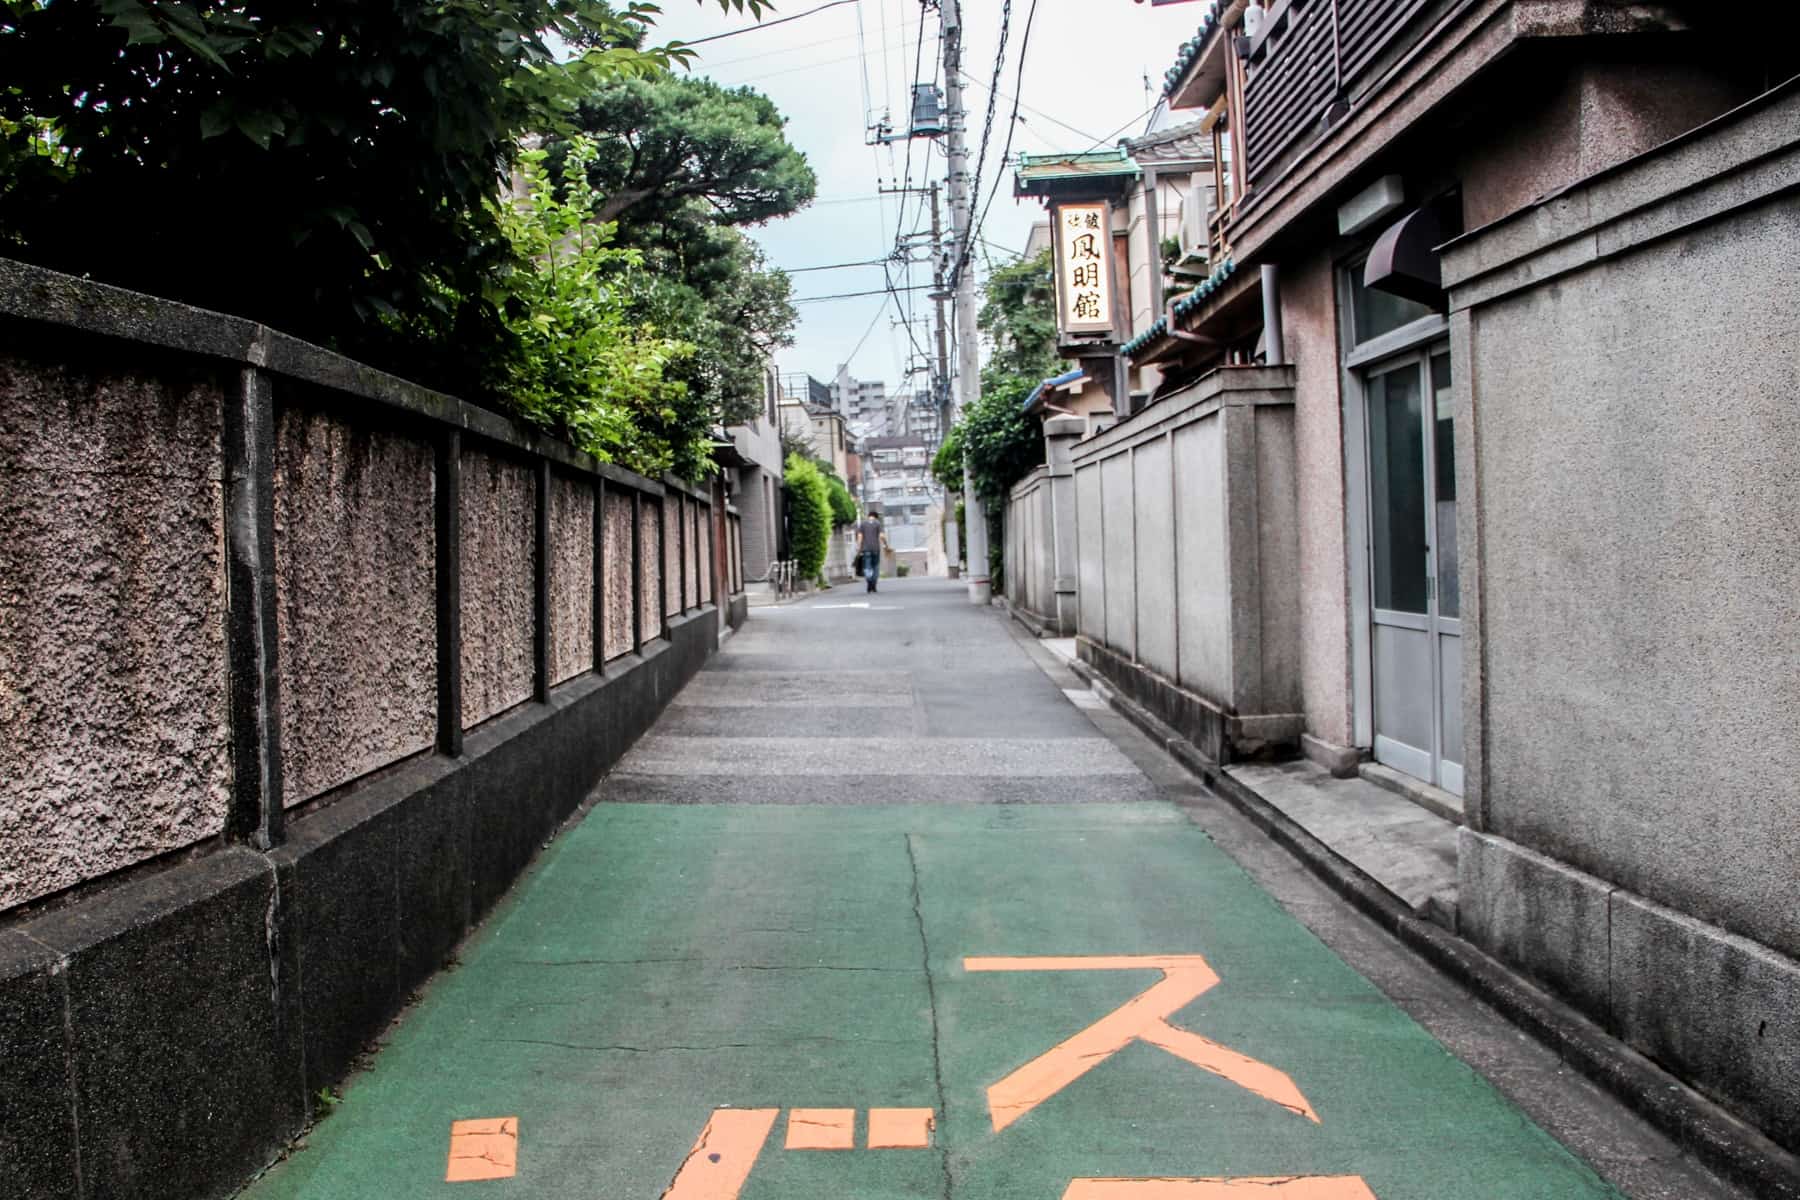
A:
[
  {"left": 639, "top": 500, "right": 663, "bottom": 640},
  {"left": 460, "top": 449, "right": 535, "bottom": 727},
  {"left": 1075, "top": 466, "right": 1105, "bottom": 640},
  {"left": 273, "top": 403, "right": 435, "bottom": 804},
  {"left": 1254, "top": 405, "right": 1304, "bottom": 713},
  {"left": 1470, "top": 199, "right": 1800, "bottom": 961},
  {"left": 1283, "top": 250, "right": 1352, "bottom": 743},
  {"left": 699, "top": 507, "right": 713, "bottom": 604},
  {"left": 602, "top": 491, "right": 634, "bottom": 659},
  {"left": 1099, "top": 454, "right": 1136, "bottom": 655},
  {"left": 0, "top": 350, "right": 229, "bottom": 910},
  {"left": 1132, "top": 436, "right": 1177, "bottom": 679},
  {"left": 548, "top": 472, "right": 594, "bottom": 685},
  {"left": 1172, "top": 417, "right": 1230, "bottom": 701},
  {"left": 664, "top": 496, "right": 681, "bottom": 618}
]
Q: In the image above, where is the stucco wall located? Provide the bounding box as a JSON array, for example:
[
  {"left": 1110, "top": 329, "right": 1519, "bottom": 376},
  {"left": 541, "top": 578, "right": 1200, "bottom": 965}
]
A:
[
  {"left": 1075, "top": 466, "right": 1104, "bottom": 641},
  {"left": 699, "top": 508, "right": 713, "bottom": 604},
  {"left": 663, "top": 495, "right": 682, "bottom": 618},
  {"left": 460, "top": 448, "right": 535, "bottom": 726},
  {"left": 689, "top": 500, "right": 703, "bottom": 607},
  {"left": 1132, "top": 437, "right": 1177, "bottom": 679},
  {"left": 639, "top": 499, "right": 662, "bottom": 640},
  {"left": 1254, "top": 405, "right": 1304, "bottom": 714},
  {"left": 1172, "top": 418, "right": 1229, "bottom": 699},
  {"left": 1100, "top": 454, "right": 1136, "bottom": 653},
  {"left": 602, "top": 491, "right": 635, "bottom": 659},
  {"left": 548, "top": 471, "right": 594, "bottom": 685},
  {"left": 0, "top": 349, "right": 231, "bottom": 910},
  {"left": 1456, "top": 177, "right": 1800, "bottom": 960},
  {"left": 1454, "top": 61, "right": 1757, "bottom": 233},
  {"left": 1282, "top": 248, "right": 1353, "bottom": 745},
  {"left": 1006, "top": 471, "right": 1055, "bottom": 624},
  {"left": 273, "top": 402, "right": 436, "bottom": 805}
]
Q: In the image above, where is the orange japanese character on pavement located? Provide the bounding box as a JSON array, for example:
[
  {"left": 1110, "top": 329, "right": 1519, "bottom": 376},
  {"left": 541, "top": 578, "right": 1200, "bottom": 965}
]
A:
[
  {"left": 1063, "top": 1178, "right": 1377, "bottom": 1200},
  {"left": 964, "top": 955, "right": 1320, "bottom": 1131}
]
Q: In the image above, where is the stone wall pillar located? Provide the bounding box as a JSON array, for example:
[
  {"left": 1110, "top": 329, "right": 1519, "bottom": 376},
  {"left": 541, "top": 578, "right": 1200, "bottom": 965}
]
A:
[{"left": 1042, "top": 414, "right": 1085, "bottom": 637}]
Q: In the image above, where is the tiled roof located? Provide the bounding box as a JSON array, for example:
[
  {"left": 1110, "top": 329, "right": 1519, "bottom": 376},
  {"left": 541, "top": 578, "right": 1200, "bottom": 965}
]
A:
[
  {"left": 1161, "top": 2, "right": 1224, "bottom": 99},
  {"left": 1125, "top": 119, "right": 1214, "bottom": 164},
  {"left": 1023, "top": 368, "right": 1086, "bottom": 410},
  {"left": 1121, "top": 256, "right": 1237, "bottom": 360}
]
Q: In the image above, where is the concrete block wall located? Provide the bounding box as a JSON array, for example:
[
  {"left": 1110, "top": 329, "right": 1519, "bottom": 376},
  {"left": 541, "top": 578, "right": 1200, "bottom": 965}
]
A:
[
  {"left": 273, "top": 399, "right": 437, "bottom": 805},
  {"left": 734, "top": 465, "right": 780, "bottom": 584},
  {"left": 1005, "top": 466, "right": 1062, "bottom": 632},
  {"left": 0, "top": 347, "right": 232, "bottom": 909},
  {"left": 1443, "top": 81, "right": 1800, "bottom": 1154},
  {"left": 1070, "top": 366, "right": 1305, "bottom": 762},
  {"left": 548, "top": 470, "right": 595, "bottom": 685},
  {"left": 460, "top": 447, "right": 537, "bottom": 727},
  {"left": 665, "top": 493, "right": 683, "bottom": 618},
  {"left": 0, "top": 256, "right": 729, "bottom": 1199}
]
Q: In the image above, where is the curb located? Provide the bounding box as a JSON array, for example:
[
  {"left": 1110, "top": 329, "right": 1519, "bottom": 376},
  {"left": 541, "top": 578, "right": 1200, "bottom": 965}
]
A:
[{"left": 1067, "top": 655, "right": 1800, "bottom": 1200}]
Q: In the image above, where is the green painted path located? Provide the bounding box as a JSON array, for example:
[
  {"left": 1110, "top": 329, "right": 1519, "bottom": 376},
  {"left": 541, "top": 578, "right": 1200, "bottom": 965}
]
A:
[{"left": 248, "top": 580, "right": 1622, "bottom": 1200}]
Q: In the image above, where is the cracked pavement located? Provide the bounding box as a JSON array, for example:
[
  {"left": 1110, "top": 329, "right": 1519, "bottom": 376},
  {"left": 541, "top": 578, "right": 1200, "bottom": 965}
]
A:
[{"left": 244, "top": 578, "right": 1739, "bottom": 1200}]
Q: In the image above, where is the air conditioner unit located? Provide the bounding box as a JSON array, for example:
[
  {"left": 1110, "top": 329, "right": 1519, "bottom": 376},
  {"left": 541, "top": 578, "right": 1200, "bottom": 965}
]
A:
[{"left": 1178, "top": 178, "right": 1213, "bottom": 262}]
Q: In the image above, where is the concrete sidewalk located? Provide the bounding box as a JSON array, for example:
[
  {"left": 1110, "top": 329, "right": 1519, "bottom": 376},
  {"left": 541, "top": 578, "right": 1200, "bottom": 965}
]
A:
[{"left": 244, "top": 578, "right": 1741, "bottom": 1200}]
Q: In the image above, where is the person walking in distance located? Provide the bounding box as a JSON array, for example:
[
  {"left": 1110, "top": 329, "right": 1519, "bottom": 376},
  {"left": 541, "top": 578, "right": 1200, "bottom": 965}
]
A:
[{"left": 856, "top": 510, "right": 887, "bottom": 593}]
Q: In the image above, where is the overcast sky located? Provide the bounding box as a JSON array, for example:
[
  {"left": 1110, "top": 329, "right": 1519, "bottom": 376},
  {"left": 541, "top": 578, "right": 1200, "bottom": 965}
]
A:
[{"left": 642, "top": 0, "right": 1208, "bottom": 391}]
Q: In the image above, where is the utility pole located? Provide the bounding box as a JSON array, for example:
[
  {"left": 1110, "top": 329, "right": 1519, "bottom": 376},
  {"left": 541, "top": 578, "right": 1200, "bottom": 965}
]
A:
[
  {"left": 929, "top": 185, "right": 952, "bottom": 483},
  {"left": 940, "top": 0, "right": 990, "bottom": 603}
]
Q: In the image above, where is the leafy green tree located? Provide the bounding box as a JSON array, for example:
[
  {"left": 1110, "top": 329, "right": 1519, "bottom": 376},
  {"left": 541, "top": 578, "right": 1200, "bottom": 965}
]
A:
[
  {"left": 559, "top": 73, "right": 817, "bottom": 227},
  {"left": 551, "top": 72, "right": 813, "bottom": 442},
  {"left": 0, "top": 0, "right": 765, "bottom": 390},
  {"left": 981, "top": 249, "right": 1060, "bottom": 382},
  {"left": 494, "top": 138, "right": 694, "bottom": 477},
  {"left": 937, "top": 248, "right": 1058, "bottom": 588},
  {"left": 783, "top": 454, "right": 832, "bottom": 582},
  {"left": 622, "top": 225, "right": 798, "bottom": 437},
  {"left": 939, "top": 248, "right": 1057, "bottom": 506}
]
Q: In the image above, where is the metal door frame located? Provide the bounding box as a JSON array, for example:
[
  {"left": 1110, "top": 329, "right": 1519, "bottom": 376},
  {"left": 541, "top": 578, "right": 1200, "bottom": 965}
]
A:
[
  {"left": 1337, "top": 264, "right": 1457, "bottom": 788},
  {"left": 1358, "top": 346, "right": 1458, "bottom": 790}
]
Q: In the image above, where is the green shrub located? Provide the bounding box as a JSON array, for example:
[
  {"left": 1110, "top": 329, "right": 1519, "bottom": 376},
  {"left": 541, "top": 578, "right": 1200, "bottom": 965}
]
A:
[
  {"left": 825, "top": 473, "right": 858, "bottom": 527},
  {"left": 783, "top": 454, "right": 831, "bottom": 581},
  {"left": 896, "top": 563, "right": 911, "bottom": 578}
]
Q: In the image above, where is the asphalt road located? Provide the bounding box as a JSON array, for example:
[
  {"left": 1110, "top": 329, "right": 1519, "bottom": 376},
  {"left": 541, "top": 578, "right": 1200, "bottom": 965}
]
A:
[{"left": 246, "top": 577, "right": 1746, "bottom": 1200}]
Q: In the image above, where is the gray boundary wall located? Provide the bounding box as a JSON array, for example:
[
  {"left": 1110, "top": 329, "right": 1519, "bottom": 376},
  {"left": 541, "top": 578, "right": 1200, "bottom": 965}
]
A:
[
  {"left": 1443, "top": 80, "right": 1800, "bottom": 1154},
  {"left": 1005, "top": 467, "right": 1059, "bottom": 633},
  {"left": 1069, "top": 366, "right": 1305, "bottom": 762},
  {"left": 0, "top": 257, "right": 745, "bottom": 1199},
  {"left": 1003, "top": 412, "right": 1084, "bottom": 638}
]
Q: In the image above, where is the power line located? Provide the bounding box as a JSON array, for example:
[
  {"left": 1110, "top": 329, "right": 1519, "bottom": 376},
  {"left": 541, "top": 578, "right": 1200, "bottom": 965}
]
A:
[
  {"left": 698, "top": 14, "right": 924, "bottom": 73},
  {"left": 782, "top": 258, "right": 890, "bottom": 273},
  {"left": 842, "top": 293, "right": 893, "bottom": 362},
  {"left": 1076, "top": 99, "right": 1163, "bottom": 157},
  {"left": 890, "top": 10, "right": 933, "bottom": 249},
  {"left": 957, "top": 69, "right": 1102, "bottom": 145},
  {"left": 948, "top": 0, "right": 1012, "bottom": 290},
  {"left": 969, "top": 0, "right": 1040, "bottom": 261},
  {"left": 795, "top": 284, "right": 933, "bottom": 303},
  {"left": 677, "top": 0, "right": 862, "bottom": 47},
  {"left": 799, "top": 277, "right": 1037, "bottom": 304}
]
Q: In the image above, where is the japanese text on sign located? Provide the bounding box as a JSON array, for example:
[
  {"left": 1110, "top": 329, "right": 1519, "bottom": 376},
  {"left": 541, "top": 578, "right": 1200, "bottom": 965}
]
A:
[{"left": 1056, "top": 203, "right": 1113, "bottom": 334}]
